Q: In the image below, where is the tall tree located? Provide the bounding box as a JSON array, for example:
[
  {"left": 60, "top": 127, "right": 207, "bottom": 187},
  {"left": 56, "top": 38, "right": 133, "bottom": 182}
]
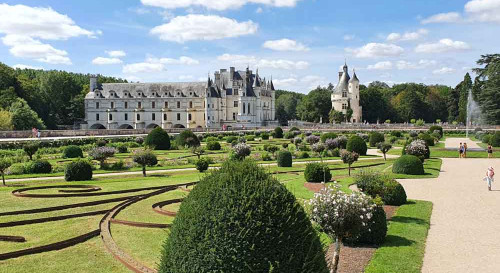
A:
[
  {"left": 456, "top": 73, "right": 472, "bottom": 124},
  {"left": 296, "top": 87, "right": 332, "bottom": 123},
  {"left": 360, "top": 87, "right": 390, "bottom": 123},
  {"left": 275, "top": 93, "right": 301, "bottom": 125}
]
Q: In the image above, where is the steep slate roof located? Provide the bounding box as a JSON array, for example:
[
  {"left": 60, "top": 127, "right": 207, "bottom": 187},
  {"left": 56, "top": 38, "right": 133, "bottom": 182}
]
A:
[{"left": 334, "top": 64, "right": 351, "bottom": 93}]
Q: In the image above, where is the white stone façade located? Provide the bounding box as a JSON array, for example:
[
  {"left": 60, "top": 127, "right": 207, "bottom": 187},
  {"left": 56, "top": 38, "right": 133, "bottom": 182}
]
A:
[
  {"left": 82, "top": 67, "right": 277, "bottom": 130},
  {"left": 331, "top": 63, "right": 363, "bottom": 123}
]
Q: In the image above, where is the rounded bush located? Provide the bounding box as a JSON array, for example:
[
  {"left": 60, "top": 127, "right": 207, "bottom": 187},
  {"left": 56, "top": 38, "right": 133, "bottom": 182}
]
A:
[
  {"left": 347, "top": 135, "right": 368, "bottom": 156},
  {"left": 62, "top": 145, "right": 83, "bottom": 158},
  {"left": 274, "top": 127, "right": 283, "bottom": 138},
  {"left": 204, "top": 136, "right": 218, "bottom": 143},
  {"left": 298, "top": 151, "right": 310, "bottom": 159},
  {"left": 117, "top": 144, "right": 128, "bottom": 153},
  {"left": 390, "top": 131, "right": 402, "bottom": 138},
  {"left": 491, "top": 132, "right": 500, "bottom": 147},
  {"left": 482, "top": 134, "right": 492, "bottom": 144},
  {"left": 261, "top": 133, "right": 270, "bottom": 140},
  {"left": 206, "top": 141, "right": 221, "bottom": 151},
  {"left": 392, "top": 155, "right": 424, "bottom": 175},
  {"left": 277, "top": 150, "right": 293, "bottom": 167},
  {"left": 428, "top": 126, "right": 443, "bottom": 139},
  {"left": 226, "top": 136, "right": 237, "bottom": 143},
  {"left": 145, "top": 127, "right": 171, "bottom": 150},
  {"left": 369, "top": 132, "right": 385, "bottom": 147},
  {"left": 26, "top": 160, "right": 52, "bottom": 174},
  {"left": 65, "top": 159, "right": 93, "bottom": 181},
  {"left": 175, "top": 130, "right": 200, "bottom": 148},
  {"left": 304, "top": 163, "right": 332, "bottom": 183},
  {"left": 418, "top": 133, "right": 435, "bottom": 147},
  {"left": 159, "top": 160, "right": 328, "bottom": 273},
  {"left": 345, "top": 205, "right": 387, "bottom": 246},
  {"left": 320, "top": 132, "right": 338, "bottom": 143},
  {"left": 96, "top": 139, "right": 107, "bottom": 147},
  {"left": 195, "top": 158, "right": 210, "bottom": 172},
  {"left": 382, "top": 179, "right": 407, "bottom": 206}
]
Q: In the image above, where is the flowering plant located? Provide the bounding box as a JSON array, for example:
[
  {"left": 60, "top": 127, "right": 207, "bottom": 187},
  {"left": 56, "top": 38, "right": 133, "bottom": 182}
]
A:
[
  {"left": 309, "top": 184, "right": 375, "bottom": 273},
  {"left": 306, "top": 135, "right": 320, "bottom": 144},
  {"left": 232, "top": 143, "right": 251, "bottom": 160},
  {"left": 88, "top": 146, "right": 116, "bottom": 168},
  {"left": 405, "top": 139, "right": 428, "bottom": 158},
  {"left": 324, "top": 138, "right": 337, "bottom": 150},
  {"left": 333, "top": 136, "right": 348, "bottom": 149}
]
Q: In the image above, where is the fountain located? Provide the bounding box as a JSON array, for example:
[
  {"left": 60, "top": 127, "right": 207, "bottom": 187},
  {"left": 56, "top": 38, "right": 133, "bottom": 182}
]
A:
[{"left": 465, "top": 88, "right": 482, "bottom": 138}]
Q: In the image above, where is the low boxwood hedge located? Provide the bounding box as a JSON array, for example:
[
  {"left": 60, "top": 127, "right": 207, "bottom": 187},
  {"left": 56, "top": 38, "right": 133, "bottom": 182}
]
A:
[
  {"left": 304, "top": 162, "right": 332, "bottom": 183},
  {"left": 62, "top": 145, "right": 83, "bottom": 158}
]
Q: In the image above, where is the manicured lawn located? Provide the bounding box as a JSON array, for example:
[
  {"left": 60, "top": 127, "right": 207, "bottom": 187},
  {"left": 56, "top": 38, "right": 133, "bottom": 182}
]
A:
[{"left": 364, "top": 200, "right": 433, "bottom": 273}]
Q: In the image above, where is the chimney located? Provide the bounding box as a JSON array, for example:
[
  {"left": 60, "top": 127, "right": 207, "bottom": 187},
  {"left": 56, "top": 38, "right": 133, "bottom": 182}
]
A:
[
  {"left": 90, "top": 75, "right": 97, "bottom": 93},
  {"left": 230, "top": 67, "right": 235, "bottom": 80}
]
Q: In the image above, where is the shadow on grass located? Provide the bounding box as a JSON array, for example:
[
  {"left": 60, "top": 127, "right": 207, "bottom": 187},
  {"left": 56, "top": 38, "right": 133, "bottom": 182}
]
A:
[
  {"left": 382, "top": 235, "right": 415, "bottom": 247},
  {"left": 390, "top": 216, "right": 429, "bottom": 225}
]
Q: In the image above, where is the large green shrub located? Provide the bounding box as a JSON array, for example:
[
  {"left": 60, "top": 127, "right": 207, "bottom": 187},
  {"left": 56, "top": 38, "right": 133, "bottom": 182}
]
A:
[
  {"left": 355, "top": 171, "right": 407, "bottom": 206},
  {"left": 320, "top": 132, "right": 338, "bottom": 143},
  {"left": 25, "top": 160, "right": 52, "bottom": 174},
  {"left": 392, "top": 155, "right": 424, "bottom": 175},
  {"left": 418, "top": 133, "right": 435, "bottom": 147},
  {"left": 145, "top": 127, "right": 171, "bottom": 150},
  {"left": 345, "top": 204, "right": 387, "bottom": 246},
  {"left": 195, "top": 158, "right": 210, "bottom": 172},
  {"left": 346, "top": 135, "right": 367, "bottom": 155},
  {"left": 277, "top": 150, "right": 292, "bottom": 167},
  {"left": 491, "top": 132, "right": 500, "bottom": 147},
  {"left": 428, "top": 125, "right": 443, "bottom": 139},
  {"left": 175, "top": 130, "right": 200, "bottom": 148},
  {"left": 65, "top": 159, "right": 93, "bottom": 181},
  {"left": 274, "top": 127, "right": 283, "bottom": 138},
  {"left": 206, "top": 141, "right": 221, "bottom": 151},
  {"left": 304, "top": 162, "right": 332, "bottom": 183},
  {"left": 369, "top": 132, "right": 385, "bottom": 147},
  {"left": 382, "top": 179, "right": 407, "bottom": 206},
  {"left": 159, "top": 160, "right": 328, "bottom": 273},
  {"left": 226, "top": 136, "right": 237, "bottom": 143},
  {"left": 62, "top": 145, "right": 83, "bottom": 158},
  {"left": 482, "top": 134, "right": 492, "bottom": 144}
]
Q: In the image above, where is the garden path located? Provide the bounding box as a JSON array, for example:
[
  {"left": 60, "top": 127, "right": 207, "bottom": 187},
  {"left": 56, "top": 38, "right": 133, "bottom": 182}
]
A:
[
  {"left": 398, "top": 158, "right": 500, "bottom": 273},
  {"left": 444, "top": 137, "right": 482, "bottom": 150}
]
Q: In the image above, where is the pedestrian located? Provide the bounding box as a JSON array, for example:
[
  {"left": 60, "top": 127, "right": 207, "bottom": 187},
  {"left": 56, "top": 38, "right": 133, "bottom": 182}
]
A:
[
  {"left": 485, "top": 166, "right": 495, "bottom": 191},
  {"left": 459, "top": 142, "right": 463, "bottom": 158},
  {"left": 37, "top": 129, "right": 41, "bottom": 139},
  {"left": 463, "top": 143, "right": 468, "bottom": 158},
  {"left": 487, "top": 145, "right": 493, "bottom": 158},
  {"left": 31, "top": 127, "right": 36, "bottom": 138}
]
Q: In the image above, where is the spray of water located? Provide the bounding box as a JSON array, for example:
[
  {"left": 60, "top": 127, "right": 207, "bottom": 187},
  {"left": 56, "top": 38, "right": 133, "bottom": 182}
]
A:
[{"left": 466, "top": 88, "right": 482, "bottom": 138}]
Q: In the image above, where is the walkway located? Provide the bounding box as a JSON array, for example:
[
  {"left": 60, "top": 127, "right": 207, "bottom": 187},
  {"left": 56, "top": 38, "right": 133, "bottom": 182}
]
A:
[
  {"left": 398, "top": 158, "right": 500, "bottom": 273},
  {"left": 444, "top": 137, "right": 483, "bottom": 150}
]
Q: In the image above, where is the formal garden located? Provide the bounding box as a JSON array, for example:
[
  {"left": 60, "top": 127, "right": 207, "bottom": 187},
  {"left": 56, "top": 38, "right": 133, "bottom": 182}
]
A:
[{"left": 0, "top": 126, "right": 498, "bottom": 273}]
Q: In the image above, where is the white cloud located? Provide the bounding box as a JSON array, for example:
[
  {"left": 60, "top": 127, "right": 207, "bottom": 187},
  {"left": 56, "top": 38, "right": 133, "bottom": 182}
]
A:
[
  {"left": 123, "top": 62, "right": 165, "bottom": 74},
  {"left": 396, "top": 59, "right": 437, "bottom": 70},
  {"left": 262, "top": 39, "right": 309, "bottom": 51},
  {"left": 92, "top": 57, "right": 123, "bottom": 65},
  {"left": 346, "top": 43, "right": 404, "bottom": 58},
  {"left": 415, "top": 39, "right": 470, "bottom": 53},
  {"left": 152, "top": 56, "right": 200, "bottom": 65},
  {"left": 217, "top": 53, "right": 308, "bottom": 70},
  {"left": 386, "top": 29, "right": 428, "bottom": 42},
  {"left": 465, "top": 0, "right": 500, "bottom": 23},
  {"left": 106, "top": 50, "right": 126, "bottom": 58},
  {"left": 273, "top": 77, "right": 298, "bottom": 86},
  {"left": 150, "top": 14, "right": 258, "bottom": 43},
  {"left": 343, "top": 34, "right": 355, "bottom": 41},
  {"left": 256, "top": 7, "right": 264, "bottom": 13},
  {"left": 2, "top": 35, "right": 71, "bottom": 65},
  {"left": 125, "top": 75, "right": 142, "bottom": 82},
  {"left": 141, "top": 0, "right": 301, "bottom": 11},
  {"left": 433, "top": 67, "right": 456, "bottom": 74},
  {"left": 421, "top": 12, "right": 462, "bottom": 24},
  {"left": 367, "top": 61, "right": 393, "bottom": 70},
  {"left": 13, "top": 64, "right": 43, "bottom": 70}
]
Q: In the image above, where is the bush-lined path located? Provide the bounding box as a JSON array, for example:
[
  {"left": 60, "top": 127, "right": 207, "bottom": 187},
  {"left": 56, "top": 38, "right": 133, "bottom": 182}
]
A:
[{"left": 399, "top": 158, "right": 500, "bottom": 273}]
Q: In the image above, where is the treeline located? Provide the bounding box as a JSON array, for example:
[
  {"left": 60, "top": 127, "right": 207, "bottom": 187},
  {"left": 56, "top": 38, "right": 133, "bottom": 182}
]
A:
[
  {"left": 0, "top": 62, "right": 127, "bottom": 130},
  {"left": 276, "top": 54, "right": 499, "bottom": 125}
]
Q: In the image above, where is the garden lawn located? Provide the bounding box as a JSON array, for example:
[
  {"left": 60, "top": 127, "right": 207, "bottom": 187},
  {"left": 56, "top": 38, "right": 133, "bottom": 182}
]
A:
[{"left": 364, "top": 200, "right": 433, "bottom": 273}]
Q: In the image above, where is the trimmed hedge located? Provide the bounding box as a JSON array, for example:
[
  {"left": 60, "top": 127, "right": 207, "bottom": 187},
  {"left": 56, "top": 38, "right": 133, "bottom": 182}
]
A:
[
  {"left": 206, "top": 141, "right": 221, "bottom": 151},
  {"left": 345, "top": 205, "right": 387, "bottom": 246},
  {"left": 62, "top": 145, "right": 83, "bottom": 158},
  {"left": 304, "top": 163, "right": 332, "bottom": 183},
  {"left": 145, "top": 127, "right": 171, "bottom": 150},
  {"left": 383, "top": 179, "right": 407, "bottom": 206},
  {"left": 392, "top": 155, "right": 424, "bottom": 175},
  {"left": 277, "top": 150, "right": 293, "bottom": 167},
  {"left": 347, "top": 135, "right": 368, "bottom": 155},
  {"left": 175, "top": 130, "right": 200, "bottom": 148},
  {"left": 355, "top": 171, "right": 407, "bottom": 206},
  {"left": 159, "top": 159, "right": 328, "bottom": 273},
  {"left": 369, "top": 132, "right": 385, "bottom": 147},
  {"left": 26, "top": 160, "right": 52, "bottom": 174},
  {"left": 320, "top": 132, "right": 338, "bottom": 143},
  {"left": 195, "top": 158, "right": 210, "bottom": 172},
  {"left": 274, "top": 127, "right": 283, "bottom": 138},
  {"left": 418, "top": 133, "right": 435, "bottom": 147},
  {"left": 428, "top": 125, "right": 443, "bottom": 138},
  {"left": 65, "top": 159, "right": 93, "bottom": 181}
]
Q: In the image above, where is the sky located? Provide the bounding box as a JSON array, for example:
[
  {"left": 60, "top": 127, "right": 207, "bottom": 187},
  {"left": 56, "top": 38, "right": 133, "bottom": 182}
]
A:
[{"left": 0, "top": 0, "right": 499, "bottom": 93}]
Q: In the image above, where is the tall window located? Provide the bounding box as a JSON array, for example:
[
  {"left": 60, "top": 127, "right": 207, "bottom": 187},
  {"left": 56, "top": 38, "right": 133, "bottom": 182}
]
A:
[
  {"left": 110, "top": 102, "right": 115, "bottom": 109},
  {"left": 96, "top": 102, "right": 99, "bottom": 109},
  {"left": 109, "top": 114, "right": 113, "bottom": 121},
  {"left": 164, "top": 101, "right": 168, "bottom": 108},
  {"left": 243, "top": 103, "right": 246, "bottom": 114},
  {"left": 189, "top": 101, "right": 193, "bottom": 108},
  {"left": 342, "top": 103, "right": 347, "bottom": 110},
  {"left": 124, "top": 102, "right": 128, "bottom": 109},
  {"left": 163, "top": 113, "right": 167, "bottom": 121},
  {"left": 177, "top": 101, "right": 181, "bottom": 108},
  {"left": 233, "top": 113, "right": 236, "bottom": 120},
  {"left": 152, "top": 113, "right": 156, "bottom": 120},
  {"left": 125, "top": 113, "right": 128, "bottom": 120},
  {"left": 188, "top": 114, "right": 192, "bottom": 121},
  {"left": 177, "top": 113, "right": 181, "bottom": 120},
  {"left": 137, "top": 114, "right": 141, "bottom": 121},
  {"left": 96, "top": 113, "right": 99, "bottom": 121},
  {"left": 138, "top": 102, "right": 142, "bottom": 109},
  {"left": 342, "top": 91, "right": 347, "bottom": 98},
  {"left": 248, "top": 103, "right": 250, "bottom": 114},
  {"left": 152, "top": 102, "right": 156, "bottom": 109},
  {"left": 234, "top": 101, "right": 238, "bottom": 107}
]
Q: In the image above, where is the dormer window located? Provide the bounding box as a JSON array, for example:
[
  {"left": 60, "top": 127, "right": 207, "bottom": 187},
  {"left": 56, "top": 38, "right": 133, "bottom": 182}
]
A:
[{"left": 342, "top": 91, "right": 347, "bottom": 98}]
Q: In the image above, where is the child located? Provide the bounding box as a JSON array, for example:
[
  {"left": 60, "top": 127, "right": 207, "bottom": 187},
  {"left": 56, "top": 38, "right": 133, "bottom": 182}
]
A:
[{"left": 486, "top": 167, "right": 495, "bottom": 191}]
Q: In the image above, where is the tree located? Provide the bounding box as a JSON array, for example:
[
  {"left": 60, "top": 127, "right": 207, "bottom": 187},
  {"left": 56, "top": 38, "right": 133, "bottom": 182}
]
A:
[
  {"left": 340, "top": 149, "right": 359, "bottom": 176},
  {"left": 296, "top": 87, "right": 332, "bottom": 123},
  {"left": 360, "top": 87, "right": 390, "bottom": 123},
  {"left": 133, "top": 149, "right": 158, "bottom": 177},
  {"left": 0, "top": 110, "right": 13, "bottom": 130},
  {"left": 377, "top": 142, "right": 392, "bottom": 161},
  {"left": 310, "top": 185, "right": 375, "bottom": 273},
  {"left": 0, "top": 158, "right": 12, "bottom": 186},
  {"left": 345, "top": 107, "right": 353, "bottom": 122},
  {"left": 456, "top": 73, "right": 472, "bottom": 124},
  {"left": 447, "top": 86, "right": 460, "bottom": 122},
  {"left": 329, "top": 109, "right": 345, "bottom": 124},
  {"left": 23, "top": 142, "right": 40, "bottom": 160},
  {"left": 232, "top": 143, "right": 251, "bottom": 160},
  {"left": 275, "top": 93, "right": 301, "bottom": 125},
  {"left": 191, "top": 146, "right": 205, "bottom": 159},
  {"left": 9, "top": 98, "right": 45, "bottom": 130},
  {"left": 473, "top": 55, "right": 500, "bottom": 125},
  {"left": 89, "top": 147, "right": 116, "bottom": 169}
]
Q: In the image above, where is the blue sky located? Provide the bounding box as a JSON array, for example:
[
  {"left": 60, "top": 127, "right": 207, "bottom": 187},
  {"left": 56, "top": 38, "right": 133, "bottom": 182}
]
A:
[{"left": 1, "top": 0, "right": 499, "bottom": 92}]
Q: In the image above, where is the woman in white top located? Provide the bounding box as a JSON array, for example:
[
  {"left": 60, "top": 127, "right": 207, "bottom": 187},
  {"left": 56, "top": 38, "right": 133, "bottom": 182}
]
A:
[{"left": 486, "top": 167, "right": 495, "bottom": 191}]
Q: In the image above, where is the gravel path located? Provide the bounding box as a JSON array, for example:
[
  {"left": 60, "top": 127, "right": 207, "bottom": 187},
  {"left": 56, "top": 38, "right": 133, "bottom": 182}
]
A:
[
  {"left": 398, "top": 158, "right": 500, "bottom": 273},
  {"left": 444, "top": 137, "right": 482, "bottom": 150}
]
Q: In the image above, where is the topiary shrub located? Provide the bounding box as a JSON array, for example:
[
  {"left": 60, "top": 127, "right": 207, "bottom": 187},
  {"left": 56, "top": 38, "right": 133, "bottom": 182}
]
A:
[
  {"left": 482, "top": 134, "right": 492, "bottom": 144},
  {"left": 145, "top": 127, "right": 171, "bottom": 150},
  {"left": 345, "top": 202, "right": 387, "bottom": 246},
  {"left": 26, "top": 160, "right": 52, "bottom": 174},
  {"left": 133, "top": 149, "right": 158, "bottom": 177},
  {"left": 405, "top": 139, "right": 430, "bottom": 160},
  {"left": 390, "top": 131, "right": 402, "bottom": 138},
  {"left": 392, "top": 155, "right": 424, "bottom": 175},
  {"left": 65, "top": 159, "right": 93, "bottom": 181},
  {"left": 304, "top": 162, "right": 332, "bottom": 183},
  {"left": 23, "top": 142, "right": 40, "bottom": 160},
  {"left": 347, "top": 135, "right": 367, "bottom": 156},
  {"left": 382, "top": 179, "right": 407, "bottom": 206},
  {"left": 428, "top": 125, "right": 443, "bottom": 139},
  {"left": 321, "top": 132, "right": 338, "bottom": 143},
  {"left": 274, "top": 127, "right": 283, "bottom": 138},
  {"left": 159, "top": 160, "right": 328, "bottom": 273},
  {"left": 418, "top": 133, "right": 435, "bottom": 147},
  {"left": 226, "top": 136, "right": 237, "bottom": 143},
  {"left": 96, "top": 139, "right": 107, "bottom": 147},
  {"left": 195, "top": 158, "right": 210, "bottom": 172},
  {"left": 491, "top": 132, "right": 500, "bottom": 147},
  {"left": 206, "top": 141, "right": 221, "bottom": 151},
  {"left": 62, "top": 145, "right": 83, "bottom": 158},
  {"left": 176, "top": 130, "right": 200, "bottom": 148},
  {"left": 298, "top": 151, "right": 310, "bottom": 159},
  {"left": 261, "top": 132, "right": 270, "bottom": 140},
  {"left": 369, "top": 132, "right": 385, "bottom": 147},
  {"left": 277, "top": 150, "right": 292, "bottom": 167},
  {"left": 117, "top": 144, "right": 128, "bottom": 153}
]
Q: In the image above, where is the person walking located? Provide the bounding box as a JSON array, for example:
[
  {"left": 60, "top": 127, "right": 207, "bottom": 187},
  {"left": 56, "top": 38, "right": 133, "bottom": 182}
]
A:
[
  {"left": 463, "top": 143, "right": 468, "bottom": 158},
  {"left": 459, "top": 143, "right": 463, "bottom": 158},
  {"left": 486, "top": 167, "right": 495, "bottom": 191},
  {"left": 488, "top": 145, "right": 493, "bottom": 158}
]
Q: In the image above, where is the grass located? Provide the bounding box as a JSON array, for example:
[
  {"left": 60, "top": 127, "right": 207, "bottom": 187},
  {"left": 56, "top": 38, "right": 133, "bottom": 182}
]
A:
[{"left": 364, "top": 200, "right": 433, "bottom": 273}]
